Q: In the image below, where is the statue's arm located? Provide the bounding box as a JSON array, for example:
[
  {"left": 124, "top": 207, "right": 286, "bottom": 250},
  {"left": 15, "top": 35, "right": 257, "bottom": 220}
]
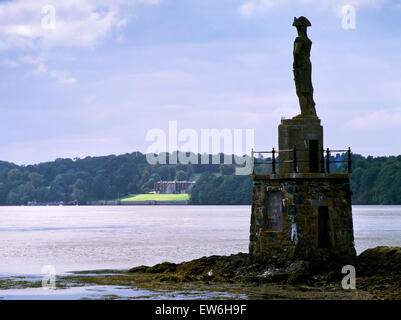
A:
[{"left": 293, "top": 40, "right": 303, "bottom": 56}]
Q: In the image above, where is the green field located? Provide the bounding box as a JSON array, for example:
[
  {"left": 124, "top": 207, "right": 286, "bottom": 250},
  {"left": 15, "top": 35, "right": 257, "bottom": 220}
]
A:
[{"left": 120, "top": 193, "right": 190, "bottom": 202}]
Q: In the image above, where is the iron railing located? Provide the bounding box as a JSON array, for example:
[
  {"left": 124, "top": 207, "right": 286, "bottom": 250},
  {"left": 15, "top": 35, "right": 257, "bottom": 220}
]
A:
[{"left": 251, "top": 147, "right": 352, "bottom": 174}]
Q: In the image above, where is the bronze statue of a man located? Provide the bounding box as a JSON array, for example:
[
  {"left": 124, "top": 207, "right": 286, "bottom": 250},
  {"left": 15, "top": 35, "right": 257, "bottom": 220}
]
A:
[{"left": 292, "top": 16, "right": 317, "bottom": 118}]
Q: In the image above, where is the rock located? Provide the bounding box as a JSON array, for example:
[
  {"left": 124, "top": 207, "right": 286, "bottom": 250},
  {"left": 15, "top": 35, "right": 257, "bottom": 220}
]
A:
[
  {"left": 259, "top": 268, "right": 288, "bottom": 283},
  {"left": 124, "top": 248, "right": 401, "bottom": 299},
  {"left": 286, "top": 260, "right": 310, "bottom": 284},
  {"left": 128, "top": 262, "right": 177, "bottom": 274},
  {"left": 325, "top": 271, "right": 343, "bottom": 282},
  {"left": 357, "top": 247, "right": 401, "bottom": 271},
  {"left": 128, "top": 265, "right": 149, "bottom": 273},
  {"left": 286, "top": 260, "right": 308, "bottom": 273}
]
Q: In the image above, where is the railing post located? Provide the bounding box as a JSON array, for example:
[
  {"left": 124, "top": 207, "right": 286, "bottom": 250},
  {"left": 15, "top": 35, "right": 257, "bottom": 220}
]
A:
[
  {"left": 251, "top": 148, "right": 254, "bottom": 174},
  {"left": 326, "top": 148, "right": 330, "bottom": 174},
  {"left": 348, "top": 147, "right": 352, "bottom": 174},
  {"left": 293, "top": 145, "right": 297, "bottom": 173},
  {"left": 320, "top": 147, "right": 325, "bottom": 173},
  {"left": 272, "top": 147, "right": 276, "bottom": 174}
]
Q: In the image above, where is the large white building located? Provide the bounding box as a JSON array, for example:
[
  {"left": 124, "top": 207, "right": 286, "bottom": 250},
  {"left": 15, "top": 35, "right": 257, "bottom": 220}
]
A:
[{"left": 154, "top": 181, "right": 196, "bottom": 194}]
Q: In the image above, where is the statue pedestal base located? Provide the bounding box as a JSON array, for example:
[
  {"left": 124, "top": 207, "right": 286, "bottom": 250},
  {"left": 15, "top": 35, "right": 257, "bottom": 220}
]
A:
[
  {"left": 250, "top": 175, "right": 356, "bottom": 264},
  {"left": 278, "top": 117, "right": 323, "bottom": 174}
]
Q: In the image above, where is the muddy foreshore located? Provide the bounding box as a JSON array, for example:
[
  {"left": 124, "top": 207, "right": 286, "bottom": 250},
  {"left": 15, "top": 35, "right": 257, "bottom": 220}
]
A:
[
  {"left": 68, "top": 246, "right": 401, "bottom": 299},
  {"left": 123, "top": 246, "right": 401, "bottom": 300},
  {"left": 1, "top": 246, "right": 400, "bottom": 300}
]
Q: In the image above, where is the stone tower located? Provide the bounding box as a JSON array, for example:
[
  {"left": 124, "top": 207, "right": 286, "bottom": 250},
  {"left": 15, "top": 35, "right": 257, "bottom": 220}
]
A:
[{"left": 249, "top": 17, "right": 356, "bottom": 264}]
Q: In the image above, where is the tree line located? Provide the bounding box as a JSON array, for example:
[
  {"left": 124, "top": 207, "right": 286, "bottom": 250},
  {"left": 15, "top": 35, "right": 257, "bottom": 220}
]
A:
[
  {"left": 0, "top": 152, "right": 228, "bottom": 205},
  {"left": 0, "top": 152, "right": 400, "bottom": 205}
]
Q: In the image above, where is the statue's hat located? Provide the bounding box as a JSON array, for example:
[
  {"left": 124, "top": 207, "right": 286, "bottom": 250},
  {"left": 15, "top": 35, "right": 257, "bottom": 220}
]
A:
[{"left": 292, "top": 16, "right": 311, "bottom": 27}]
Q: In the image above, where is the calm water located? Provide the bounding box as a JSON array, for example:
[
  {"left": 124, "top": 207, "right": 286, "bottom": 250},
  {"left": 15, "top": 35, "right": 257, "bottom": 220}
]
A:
[
  {"left": 0, "top": 205, "right": 400, "bottom": 299},
  {"left": 1, "top": 205, "right": 401, "bottom": 275},
  {"left": 0, "top": 206, "right": 249, "bottom": 275}
]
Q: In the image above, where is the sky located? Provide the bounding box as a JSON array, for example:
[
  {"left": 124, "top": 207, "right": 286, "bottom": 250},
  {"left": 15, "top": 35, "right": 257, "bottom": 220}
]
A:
[{"left": 0, "top": 0, "right": 400, "bottom": 165}]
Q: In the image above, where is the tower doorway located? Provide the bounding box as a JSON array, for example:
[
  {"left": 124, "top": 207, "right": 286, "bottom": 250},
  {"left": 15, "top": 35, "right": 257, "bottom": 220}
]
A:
[{"left": 309, "top": 140, "right": 319, "bottom": 172}]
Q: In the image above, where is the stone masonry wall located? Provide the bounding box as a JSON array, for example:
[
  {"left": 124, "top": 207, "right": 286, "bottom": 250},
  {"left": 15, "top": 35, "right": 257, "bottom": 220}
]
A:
[
  {"left": 250, "top": 176, "right": 356, "bottom": 264},
  {"left": 279, "top": 118, "right": 323, "bottom": 174}
]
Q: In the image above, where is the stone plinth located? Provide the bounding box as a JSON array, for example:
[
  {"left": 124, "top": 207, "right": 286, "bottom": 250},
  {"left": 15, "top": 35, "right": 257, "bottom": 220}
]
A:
[
  {"left": 279, "top": 117, "right": 323, "bottom": 174},
  {"left": 249, "top": 173, "right": 356, "bottom": 264}
]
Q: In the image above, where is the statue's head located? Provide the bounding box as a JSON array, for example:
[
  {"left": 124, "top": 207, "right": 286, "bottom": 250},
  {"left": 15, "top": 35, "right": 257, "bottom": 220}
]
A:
[
  {"left": 292, "top": 16, "right": 311, "bottom": 27},
  {"left": 293, "top": 16, "right": 311, "bottom": 35}
]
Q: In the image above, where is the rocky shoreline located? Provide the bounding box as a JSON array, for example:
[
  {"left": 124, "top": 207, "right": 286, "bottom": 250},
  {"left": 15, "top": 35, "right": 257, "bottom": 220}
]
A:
[
  {"left": 1, "top": 246, "right": 399, "bottom": 300},
  {"left": 126, "top": 246, "right": 401, "bottom": 300}
]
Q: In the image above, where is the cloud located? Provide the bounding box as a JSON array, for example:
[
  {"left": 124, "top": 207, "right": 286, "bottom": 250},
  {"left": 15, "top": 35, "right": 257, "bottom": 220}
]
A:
[
  {"left": 0, "top": 135, "right": 122, "bottom": 165},
  {"left": 3, "top": 55, "right": 77, "bottom": 84},
  {"left": 83, "top": 95, "right": 97, "bottom": 104},
  {"left": 0, "top": 0, "right": 164, "bottom": 82},
  {"left": 32, "top": 62, "right": 77, "bottom": 84},
  {"left": 238, "top": 0, "right": 388, "bottom": 17},
  {"left": 235, "top": 52, "right": 272, "bottom": 67},
  {"left": 1, "top": 58, "right": 20, "bottom": 68},
  {"left": 238, "top": 0, "right": 275, "bottom": 17},
  {"left": 347, "top": 107, "right": 401, "bottom": 130},
  {"left": 0, "top": 0, "right": 162, "bottom": 49}
]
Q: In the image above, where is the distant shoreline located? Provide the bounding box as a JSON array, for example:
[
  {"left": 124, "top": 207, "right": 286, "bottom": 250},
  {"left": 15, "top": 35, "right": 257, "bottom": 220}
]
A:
[
  {"left": 4, "top": 203, "right": 401, "bottom": 207},
  {"left": 22, "top": 200, "right": 190, "bottom": 206}
]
